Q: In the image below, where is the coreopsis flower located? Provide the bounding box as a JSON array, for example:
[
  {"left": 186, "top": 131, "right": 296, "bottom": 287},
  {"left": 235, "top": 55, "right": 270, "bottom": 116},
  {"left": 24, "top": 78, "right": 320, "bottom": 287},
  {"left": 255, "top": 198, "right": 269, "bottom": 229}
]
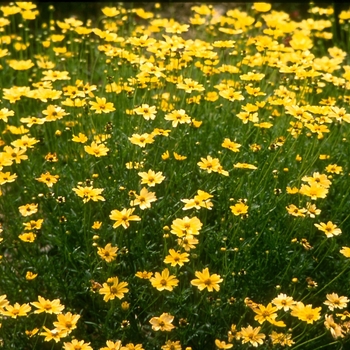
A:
[
  {"left": 233, "top": 162, "right": 257, "bottom": 170},
  {"left": 340, "top": 246, "right": 350, "bottom": 258},
  {"left": 130, "top": 187, "right": 157, "bottom": 210},
  {"left": 181, "top": 190, "right": 213, "bottom": 210},
  {"left": 149, "top": 313, "right": 175, "bottom": 331},
  {"left": 25, "top": 271, "right": 38, "bottom": 280},
  {"left": 299, "top": 183, "right": 328, "bottom": 200},
  {"left": 215, "top": 339, "right": 233, "bottom": 349},
  {"left": 314, "top": 221, "right": 342, "bottom": 238},
  {"left": 150, "top": 268, "right": 179, "bottom": 291},
  {"left": 63, "top": 339, "right": 93, "bottom": 350},
  {"left": 177, "top": 234, "right": 199, "bottom": 251},
  {"left": 42, "top": 105, "right": 69, "bottom": 121},
  {"left": 129, "top": 133, "right": 155, "bottom": 148},
  {"left": 8, "top": 59, "right": 34, "bottom": 70},
  {"left": 133, "top": 104, "right": 157, "bottom": 120},
  {"left": 239, "top": 325, "right": 266, "bottom": 347},
  {"left": 171, "top": 216, "right": 203, "bottom": 237},
  {"left": 197, "top": 155, "right": 221, "bottom": 173},
  {"left": 164, "top": 249, "right": 190, "bottom": 267},
  {"left": 3, "top": 145, "right": 28, "bottom": 164},
  {"left": 0, "top": 302, "right": 31, "bottom": 318},
  {"left": 271, "top": 293, "right": 295, "bottom": 311},
  {"left": 302, "top": 172, "right": 331, "bottom": 188},
  {"left": 25, "top": 328, "right": 39, "bottom": 337},
  {"left": 89, "top": 97, "right": 115, "bottom": 114},
  {"left": 0, "top": 294, "right": 9, "bottom": 311},
  {"left": 11, "top": 135, "right": 39, "bottom": 149},
  {"left": 324, "top": 293, "right": 349, "bottom": 311},
  {"left": 191, "top": 267, "right": 223, "bottom": 292},
  {"left": 99, "top": 276, "right": 129, "bottom": 302},
  {"left": 290, "top": 302, "right": 321, "bottom": 324},
  {"left": 53, "top": 312, "right": 81, "bottom": 335},
  {"left": 36, "top": 172, "right": 59, "bottom": 187},
  {"left": 31, "top": 296, "right": 65, "bottom": 314},
  {"left": 101, "top": 7, "right": 120, "bottom": 17},
  {"left": 230, "top": 201, "right": 249, "bottom": 217},
  {"left": 252, "top": 2, "right": 271, "bottom": 12},
  {"left": 40, "top": 326, "right": 66, "bottom": 342},
  {"left": 23, "top": 219, "right": 43, "bottom": 230},
  {"left": 176, "top": 78, "right": 205, "bottom": 93},
  {"left": 19, "top": 232, "right": 36, "bottom": 242},
  {"left": 138, "top": 169, "right": 165, "bottom": 187},
  {"left": 84, "top": 141, "right": 109, "bottom": 157},
  {"left": 222, "top": 138, "right": 241, "bottom": 152},
  {"left": 286, "top": 204, "right": 306, "bottom": 217},
  {"left": 219, "top": 88, "right": 244, "bottom": 102},
  {"left": 165, "top": 109, "right": 191, "bottom": 127},
  {"left": 325, "top": 164, "right": 343, "bottom": 174},
  {"left": 19, "top": 203, "right": 38, "bottom": 217},
  {"left": 0, "top": 107, "right": 14, "bottom": 122},
  {"left": 42, "top": 70, "right": 70, "bottom": 81},
  {"left": 72, "top": 133, "right": 88, "bottom": 143},
  {"left": 110, "top": 208, "right": 141, "bottom": 229},
  {"left": 270, "top": 331, "right": 295, "bottom": 347},
  {"left": 135, "top": 271, "right": 153, "bottom": 279},
  {"left": 253, "top": 303, "right": 278, "bottom": 324},
  {"left": 72, "top": 185, "right": 105, "bottom": 203},
  {"left": 324, "top": 314, "right": 345, "bottom": 339},
  {"left": 0, "top": 171, "right": 17, "bottom": 185},
  {"left": 97, "top": 243, "right": 118, "bottom": 263}
]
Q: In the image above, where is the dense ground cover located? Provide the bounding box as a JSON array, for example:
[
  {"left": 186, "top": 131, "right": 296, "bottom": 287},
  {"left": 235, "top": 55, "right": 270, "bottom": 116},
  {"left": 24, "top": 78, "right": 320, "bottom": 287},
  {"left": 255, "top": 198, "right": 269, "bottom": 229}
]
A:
[{"left": 1, "top": 2, "right": 350, "bottom": 349}]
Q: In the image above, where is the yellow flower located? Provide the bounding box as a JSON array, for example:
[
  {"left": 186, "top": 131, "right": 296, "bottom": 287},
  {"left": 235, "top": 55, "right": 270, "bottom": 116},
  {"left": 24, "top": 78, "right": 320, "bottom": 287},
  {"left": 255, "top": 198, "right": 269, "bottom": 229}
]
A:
[
  {"left": 18, "top": 203, "right": 38, "bottom": 217},
  {"left": 8, "top": 59, "right": 34, "bottom": 70},
  {"left": 109, "top": 208, "right": 141, "bottom": 229},
  {"left": 129, "top": 133, "right": 155, "bottom": 148},
  {"left": 53, "top": 312, "right": 81, "bottom": 335},
  {"left": 290, "top": 302, "right": 321, "bottom": 324},
  {"left": 138, "top": 169, "right": 165, "bottom": 187},
  {"left": 31, "top": 296, "right": 65, "bottom": 314},
  {"left": 191, "top": 267, "right": 223, "bottom": 292},
  {"left": 19, "top": 232, "right": 36, "bottom": 242},
  {"left": 314, "top": 221, "right": 342, "bottom": 238},
  {"left": 1, "top": 302, "right": 31, "bottom": 318},
  {"left": 222, "top": 138, "right": 241, "bottom": 152},
  {"left": 133, "top": 104, "right": 157, "bottom": 120},
  {"left": 233, "top": 163, "right": 257, "bottom": 170},
  {"left": 324, "top": 293, "right": 349, "bottom": 311},
  {"left": 215, "top": 339, "right": 233, "bottom": 349},
  {"left": 72, "top": 185, "right": 105, "bottom": 203},
  {"left": 135, "top": 271, "right": 153, "bottom": 279},
  {"left": 171, "top": 216, "right": 202, "bottom": 237},
  {"left": 36, "top": 172, "right": 59, "bottom": 187},
  {"left": 164, "top": 249, "right": 190, "bottom": 267},
  {"left": 239, "top": 325, "right": 266, "bottom": 347},
  {"left": 72, "top": 133, "right": 88, "bottom": 143},
  {"left": 230, "top": 202, "right": 249, "bottom": 216},
  {"left": 252, "top": 2, "right": 271, "bottom": 12},
  {"left": 271, "top": 293, "right": 295, "bottom": 311},
  {"left": 149, "top": 313, "right": 175, "bottom": 331},
  {"left": 253, "top": 303, "right": 278, "bottom": 324},
  {"left": 165, "top": 109, "right": 191, "bottom": 127},
  {"left": 130, "top": 187, "right": 157, "bottom": 210},
  {"left": 63, "top": 339, "right": 93, "bottom": 350},
  {"left": 340, "top": 246, "right": 350, "bottom": 258},
  {"left": 101, "top": 340, "right": 123, "bottom": 350},
  {"left": 84, "top": 141, "right": 109, "bottom": 157},
  {"left": 25, "top": 271, "right": 38, "bottom": 280},
  {"left": 150, "top": 268, "right": 179, "bottom": 291},
  {"left": 89, "top": 97, "right": 115, "bottom": 114},
  {"left": 99, "top": 276, "right": 129, "bottom": 302},
  {"left": 0, "top": 171, "right": 17, "bottom": 185},
  {"left": 97, "top": 243, "right": 118, "bottom": 263}
]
